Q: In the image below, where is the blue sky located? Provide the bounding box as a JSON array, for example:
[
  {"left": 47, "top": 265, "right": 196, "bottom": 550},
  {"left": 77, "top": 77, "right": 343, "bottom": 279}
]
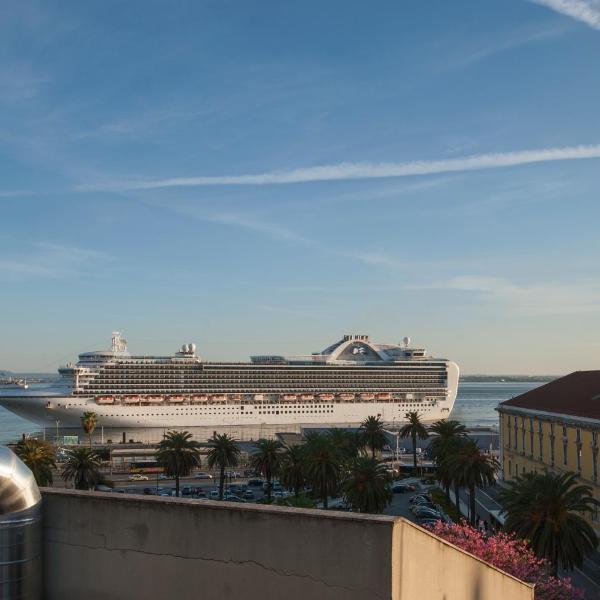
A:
[{"left": 1, "top": 0, "right": 600, "bottom": 374}]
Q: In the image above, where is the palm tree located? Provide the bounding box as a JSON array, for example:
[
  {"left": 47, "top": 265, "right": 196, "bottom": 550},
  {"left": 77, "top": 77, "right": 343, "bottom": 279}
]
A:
[
  {"left": 327, "top": 428, "right": 362, "bottom": 476},
  {"left": 499, "top": 471, "right": 599, "bottom": 576},
  {"left": 429, "top": 419, "right": 468, "bottom": 500},
  {"left": 156, "top": 430, "right": 202, "bottom": 497},
  {"left": 61, "top": 447, "right": 102, "bottom": 490},
  {"left": 444, "top": 440, "right": 497, "bottom": 526},
  {"left": 206, "top": 433, "right": 240, "bottom": 500},
  {"left": 360, "top": 416, "right": 387, "bottom": 459},
  {"left": 343, "top": 457, "right": 392, "bottom": 514},
  {"left": 250, "top": 439, "right": 283, "bottom": 501},
  {"left": 279, "top": 444, "right": 307, "bottom": 498},
  {"left": 400, "top": 411, "right": 429, "bottom": 471},
  {"left": 14, "top": 438, "right": 56, "bottom": 486},
  {"left": 81, "top": 412, "right": 98, "bottom": 449},
  {"left": 303, "top": 433, "right": 341, "bottom": 509}
]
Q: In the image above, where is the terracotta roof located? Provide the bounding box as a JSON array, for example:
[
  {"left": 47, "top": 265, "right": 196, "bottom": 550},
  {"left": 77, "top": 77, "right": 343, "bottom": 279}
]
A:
[{"left": 499, "top": 371, "right": 600, "bottom": 420}]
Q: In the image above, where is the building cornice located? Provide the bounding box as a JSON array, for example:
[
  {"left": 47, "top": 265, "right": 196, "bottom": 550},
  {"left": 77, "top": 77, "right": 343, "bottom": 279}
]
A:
[{"left": 497, "top": 405, "right": 600, "bottom": 428}]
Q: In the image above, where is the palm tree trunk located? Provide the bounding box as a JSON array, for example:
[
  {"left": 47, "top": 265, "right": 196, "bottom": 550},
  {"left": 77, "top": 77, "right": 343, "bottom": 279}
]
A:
[
  {"left": 454, "top": 483, "right": 460, "bottom": 514},
  {"left": 412, "top": 432, "right": 417, "bottom": 471},
  {"left": 219, "top": 464, "right": 225, "bottom": 500},
  {"left": 469, "top": 483, "right": 476, "bottom": 527},
  {"left": 175, "top": 475, "right": 180, "bottom": 498},
  {"left": 266, "top": 466, "right": 272, "bottom": 501},
  {"left": 444, "top": 482, "right": 450, "bottom": 502},
  {"left": 88, "top": 432, "right": 92, "bottom": 449}
]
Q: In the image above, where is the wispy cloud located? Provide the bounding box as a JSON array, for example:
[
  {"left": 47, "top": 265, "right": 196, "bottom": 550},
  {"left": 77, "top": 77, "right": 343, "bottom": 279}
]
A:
[
  {"left": 528, "top": 0, "right": 600, "bottom": 30},
  {"left": 411, "top": 275, "right": 600, "bottom": 315},
  {"left": 78, "top": 144, "right": 600, "bottom": 191},
  {"left": 0, "top": 62, "right": 48, "bottom": 103},
  {"left": 0, "top": 242, "right": 112, "bottom": 279},
  {"left": 448, "top": 22, "right": 567, "bottom": 69}
]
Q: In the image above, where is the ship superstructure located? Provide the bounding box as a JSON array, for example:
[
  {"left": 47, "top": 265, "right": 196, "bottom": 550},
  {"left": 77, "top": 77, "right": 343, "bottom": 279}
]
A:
[{"left": 0, "top": 332, "right": 459, "bottom": 429}]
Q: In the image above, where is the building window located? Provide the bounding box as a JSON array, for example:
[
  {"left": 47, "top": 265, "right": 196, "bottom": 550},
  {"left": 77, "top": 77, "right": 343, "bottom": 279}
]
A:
[
  {"left": 576, "top": 428, "right": 582, "bottom": 473},
  {"left": 538, "top": 420, "right": 543, "bottom": 461},
  {"left": 562, "top": 425, "right": 568, "bottom": 466},
  {"left": 508, "top": 460, "right": 512, "bottom": 478},
  {"left": 513, "top": 417, "right": 518, "bottom": 450},
  {"left": 529, "top": 418, "right": 534, "bottom": 457},
  {"left": 550, "top": 423, "right": 555, "bottom": 467},
  {"left": 507, "top": 415, "right": 512, "bottom": 449},
  {"left": 522, "top": 418, "right": 526, "bottom": 454},
  {"left": 593, "top": 431, "right": 598, "bottom": 483}
]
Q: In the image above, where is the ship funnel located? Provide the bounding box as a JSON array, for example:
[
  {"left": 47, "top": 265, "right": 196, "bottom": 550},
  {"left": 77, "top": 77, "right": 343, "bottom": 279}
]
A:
[{"left": 0, "top": 446, "right": 42, "bottom": 599}]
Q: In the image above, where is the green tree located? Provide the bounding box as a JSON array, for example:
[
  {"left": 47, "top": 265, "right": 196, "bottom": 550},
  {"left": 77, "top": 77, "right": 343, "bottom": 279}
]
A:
[
  {"left": 303, "top": 433, "right": 342, "bottom": 509},
  {"left": 206, "top": 433, "right": 240, "bottom": 500},
  {"left": 429, "top": 419, "right": 468, "bottom": 500},
  {"left": 343, "top": 457, "right": 392, "bottom": 514},
  {"left": 400, "top": 411, "right": 429, "bottom": 471},
  {"left": 251, "top": 439, "right": 283, "bottom": 501},
  {"left": 81, "top": 411, "right": 98, "bottom": 449},
  {"left": 499, "top": 471, "right": 599, "bottom": 576},
  {"left": 156, "top": 430, "right": 202, "bottom": 497},
  {"left": 14, "top": 438, "right": 56, "bottom": 486},
  {"left": 279, "top": 444, "right": 307, "bottom": 498},
  {"left": 61, "top": 447, "right": 102, "bottom": 490},
  {"left": 443, "top": 440, "right": 497, "bottom": 526},
  {"left": 360, "top": 416, "right": 387, "bottom": 459}
]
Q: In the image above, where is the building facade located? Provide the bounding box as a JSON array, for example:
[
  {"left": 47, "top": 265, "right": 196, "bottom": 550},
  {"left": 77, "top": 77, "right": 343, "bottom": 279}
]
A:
[{"left": 498, "top": 371, "right": 600, "bottom": 528}]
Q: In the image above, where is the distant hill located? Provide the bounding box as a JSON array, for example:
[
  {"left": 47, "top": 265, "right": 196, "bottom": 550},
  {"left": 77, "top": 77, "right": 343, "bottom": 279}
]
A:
[{"left": 461, "top": 375, "right": 556, "bottom": 383}]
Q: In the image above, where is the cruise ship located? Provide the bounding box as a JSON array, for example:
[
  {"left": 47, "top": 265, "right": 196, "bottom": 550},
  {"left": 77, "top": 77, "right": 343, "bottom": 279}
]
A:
[{"left": 0, "top": 332, "right": 459, "bottom": 429}]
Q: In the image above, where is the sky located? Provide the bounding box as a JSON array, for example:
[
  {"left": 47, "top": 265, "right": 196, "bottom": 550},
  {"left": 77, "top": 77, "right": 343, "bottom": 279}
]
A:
[{"left": 1, "top": 0, "right": 600, "bottom": 374}]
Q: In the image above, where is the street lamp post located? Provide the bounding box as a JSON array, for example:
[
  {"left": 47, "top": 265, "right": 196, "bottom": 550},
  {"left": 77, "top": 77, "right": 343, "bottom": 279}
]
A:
[{"left": 55, "top": 419, "right": 60, "bottom": 444}]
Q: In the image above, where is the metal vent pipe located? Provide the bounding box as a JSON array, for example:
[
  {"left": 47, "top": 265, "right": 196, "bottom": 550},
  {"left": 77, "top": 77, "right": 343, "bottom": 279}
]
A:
[{"left": 0, "top": 446, "right": 42, "bottom": 599}]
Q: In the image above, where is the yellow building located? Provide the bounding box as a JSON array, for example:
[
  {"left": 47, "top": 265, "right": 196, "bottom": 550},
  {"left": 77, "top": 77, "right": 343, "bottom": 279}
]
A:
[{"left": 498, "top": 371, "right": 600, "bottom": 529}]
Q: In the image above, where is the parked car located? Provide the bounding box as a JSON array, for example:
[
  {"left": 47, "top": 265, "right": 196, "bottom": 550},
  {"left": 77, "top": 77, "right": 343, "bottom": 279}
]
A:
[
  {"left": 409, "top": 493, "right": 431, "bottom": 504},
  {"left": 248, "top": 479, "right": 264, "bottom": 487},
  {"left": 243, "top": 490, "right": 255, "bottom": 500},
  {"left": 158, "top": 473, "right": 169, "bottom": 480},
  {"left": 129, "top": 474, "right": 149, "bottom": 481},
  {"left": 227, "top": 496, "right": 247, "bottom": 503},
  {"left": 181, "top": 486, "right": 193, "bottom": 496},
  {"left": 412, "top": 506, "right": 442, "bottom": 519},
  {"left": 195, "top": 472, "right": 213, "bottom": 479},
  {"left": 244, "top": 469, "right": 259, "bottom": 477},
  {"left": 392, "top": 483, "right": 415, "bottom": 493},
  {"left": 225, "top": 470, "right": 241, "bottom": 479},
  {"left": 209, "top": 490, "right": 219, "bottom": 499}
]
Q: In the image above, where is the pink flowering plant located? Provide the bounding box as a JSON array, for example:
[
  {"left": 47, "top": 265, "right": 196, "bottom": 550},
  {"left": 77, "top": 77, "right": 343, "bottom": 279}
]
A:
[{"left": 426, "top": 521, "right": 585, "bottom": 600}]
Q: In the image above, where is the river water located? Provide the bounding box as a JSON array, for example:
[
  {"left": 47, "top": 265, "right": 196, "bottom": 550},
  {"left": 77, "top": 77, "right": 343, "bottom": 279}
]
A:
[{"left": 0, "top": 380, "right": 544, "bottom": 445}]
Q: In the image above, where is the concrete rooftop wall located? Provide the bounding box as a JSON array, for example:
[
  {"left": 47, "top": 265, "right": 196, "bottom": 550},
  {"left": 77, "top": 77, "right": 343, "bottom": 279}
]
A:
[{"left": 40, "top": 489, "right": 533, "bottom": 600}]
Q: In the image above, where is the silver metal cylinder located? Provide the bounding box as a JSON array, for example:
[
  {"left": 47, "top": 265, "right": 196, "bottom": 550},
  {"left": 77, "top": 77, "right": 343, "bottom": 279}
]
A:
[{"left": 0, "top": 446, "right": 42, "bottom": 600}]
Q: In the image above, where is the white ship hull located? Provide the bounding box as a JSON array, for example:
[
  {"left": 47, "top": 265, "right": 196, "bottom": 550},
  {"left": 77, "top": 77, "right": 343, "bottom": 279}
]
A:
[{"left": 0, "top": 391, "right": 457, "bottom": 429}]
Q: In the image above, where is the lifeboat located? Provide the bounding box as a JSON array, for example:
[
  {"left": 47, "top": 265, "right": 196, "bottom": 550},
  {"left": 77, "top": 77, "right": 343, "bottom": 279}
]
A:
[
  {"left": 319, "top": 393, "right": 334, "bottom": 401},
  {"left": 124, "top": 395, "right": 141, "bottom": 404},
  {"left": 96, "top": 396, "right": 114, "bottom": 405},
  {"left": 254, "top": 394, "right": 264, "bottom": 401},
  {"left": 377, "top": 392, "right": 392, "bottom": 401},
  {"left": 301, "top": 394, "right": 314, "bottom": 401},
  {"left": 339, "top": 393, "right": 355, "bottom": 401},
  {"left": 230, "top": 394, "right": 241, "bottom": 401},
  {"left": 192, "top": 395, "right": 208, "bottom": 403},
  {"left": 360, "top": 393, "right": 375, "bottom": 401},
  {"left": 282, "top": 394, "right": 297, "bottom": 401},
  {"left": 144, "top": 395, "right": 164, "bottom": 403},
  {"left": 168, "top": 395, "right": 185, "bottom": 403},
  {"left": 212, "top": 395, "right": 227, "bottom": 402}
]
